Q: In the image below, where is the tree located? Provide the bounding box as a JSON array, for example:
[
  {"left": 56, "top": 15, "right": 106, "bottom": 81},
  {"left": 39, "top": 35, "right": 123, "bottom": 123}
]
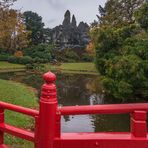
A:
[
  {"left": 0, "top": 0, "right": 16, "bottom": 8},
  {"left": 91, "top": 1, "right": 148, "bottom": 101},
  {"left": 135, "top": 2, "right": 148, "bottom": 31},
  {"left": 23, "top": 11, "right": 46, "bottom": 45},
  {"left": 90, "top": 20, "right": 98, "bottom": 28},
  {"left": 97, "top": 0, "right": 146, "bottom": 27},
  {"left": 42, "top": 28, "right": 52, "bottom": 43},
  {"left": 0, "top": 1, "right": 28, "bottom": 52}
]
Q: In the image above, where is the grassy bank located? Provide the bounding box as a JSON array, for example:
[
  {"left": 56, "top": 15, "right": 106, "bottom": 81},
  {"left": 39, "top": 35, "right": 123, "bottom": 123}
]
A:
[
  {"left": 0, "top": 62, "right": 25, "bottom": 72},
  {"left": 0, "top": 62, "right": 98, "bottom": 75},
  {"left": 0, "top": 79, "right": 38, "bottom": 147},
  {"left": 44, "top": 62, "right": 98, "bottom": 74}
]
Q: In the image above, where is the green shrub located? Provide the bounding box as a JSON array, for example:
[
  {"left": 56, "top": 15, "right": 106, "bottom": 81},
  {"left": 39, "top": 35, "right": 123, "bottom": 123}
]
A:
[
  {"left": 82, "top": 54, "right": 94, "bottom": 62},
  {"left": 33, "top": 57, "right": 48, "bottom": 63},
  {"left": 65, "top": 51, "right": 80, "bottom": 61},
  {"left": 0, "top": 55, "right": 9, "bottom": 61},
  {"left": 8, "top": 56, "right": 33, "bottom": 64},
  {"left": 18, "top": 56, "right": 33, "bottom": 64},
  {"left": 0, "top": 48, "right": 9, "bottom": 55},
  {"left": 66, "top": 59, "right": 76, "bottom": 63},
  {"left": 7, "top": 56, "right": 18, "bottom": 63},
  {"left": 23, "top": 43, "right": 52, "bottom": 62}
]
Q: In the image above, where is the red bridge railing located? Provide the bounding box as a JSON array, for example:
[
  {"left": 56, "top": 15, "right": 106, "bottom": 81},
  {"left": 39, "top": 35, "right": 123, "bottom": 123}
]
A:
[{"left": 0, "top": 71, "right": 148, "bottom": 148}]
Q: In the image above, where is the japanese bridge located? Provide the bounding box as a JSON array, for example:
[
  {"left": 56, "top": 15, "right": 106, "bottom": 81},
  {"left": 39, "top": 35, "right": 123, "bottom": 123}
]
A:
[{"left": 0, "top": 71, "right": 148, "bottom": 148}]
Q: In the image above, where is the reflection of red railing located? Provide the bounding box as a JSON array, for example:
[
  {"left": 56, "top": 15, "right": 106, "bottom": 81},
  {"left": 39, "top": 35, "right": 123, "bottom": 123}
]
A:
[{"left": 0, "top": 71, "right": 148, "bottom": 148}]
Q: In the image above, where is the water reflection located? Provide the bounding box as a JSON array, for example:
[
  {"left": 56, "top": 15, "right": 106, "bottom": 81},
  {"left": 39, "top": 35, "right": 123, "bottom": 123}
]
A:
[
  {"left": 62, "top": 115, "right": 94, "bottom": 132},
  {"left": 0, "top": 71, "right": 130, "bottom": 132},
  {"left": 89, "top": 94, "right": 104, "bottom": 105}
]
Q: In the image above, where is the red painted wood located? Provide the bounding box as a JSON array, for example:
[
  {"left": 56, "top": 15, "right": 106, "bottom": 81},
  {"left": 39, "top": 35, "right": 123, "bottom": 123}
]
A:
[
  {"left": 0, "top": 102, "right": 39, "bottom": 117},
  {"left": 53, "top": 132, "right": 148, "bottom": 148},
  {"left": 0, "top": 108, "right": 4, "bottom": 145},
  {"left": 0, "top": 144, "right": 9, "bottom": 148},
  {"left": 59, "top": 103, "right": 148, "bottom": 115},
  {"left": 55, "top": 112, "right": 61, "bottom": 138},
  {"left": 36, "top": 72, "right": 58, "bottom": 148},
  {"left": 131, "top": 111, "right": 147, "bottom": 137},
  {"left": 0, "top": 123, "right": 34, "bottom": 142}
]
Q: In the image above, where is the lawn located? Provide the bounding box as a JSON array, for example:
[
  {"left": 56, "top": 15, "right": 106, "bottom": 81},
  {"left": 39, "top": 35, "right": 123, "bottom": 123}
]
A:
[
  {"left": 44, "top": 62, "right": 98, "bottom": 74},
  {"left": 0, "top": 62, "right": 98, "bottom": 74},
  {"left": 0, "top": 62, "right": 25, "bottom": 71},
  {"left": 0, "top": 79, "right": 38, "bottom": 147}
]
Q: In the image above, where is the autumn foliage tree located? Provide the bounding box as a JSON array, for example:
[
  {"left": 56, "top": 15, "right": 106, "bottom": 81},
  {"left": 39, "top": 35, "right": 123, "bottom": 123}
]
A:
[{"left": 0, "top": 0, "right": 28, "bottom": 53}]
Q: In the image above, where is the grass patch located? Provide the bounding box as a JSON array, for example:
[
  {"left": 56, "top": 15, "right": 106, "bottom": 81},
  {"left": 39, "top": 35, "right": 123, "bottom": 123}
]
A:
[
  {"left": 44, "top": 62, "right": 97, "bottom": 74},
  {"left": 0, "top": 79, "right": 38, "bottom": 147},
  {"left": 0, "top": 62, "right": 25, "bottom": 70}
]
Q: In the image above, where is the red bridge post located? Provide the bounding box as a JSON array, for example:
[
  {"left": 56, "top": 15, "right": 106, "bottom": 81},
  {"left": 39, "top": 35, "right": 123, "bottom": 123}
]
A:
[{"left": 36, "top": 71, "right": 58, "bottom": 148}]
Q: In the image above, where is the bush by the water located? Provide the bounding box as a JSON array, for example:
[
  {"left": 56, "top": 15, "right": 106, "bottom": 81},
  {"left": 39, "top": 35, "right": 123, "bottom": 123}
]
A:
[
  {"left": 23, "top": 43, "right": 52, "bottom": 62},
  {"left": 0, "top": 55, "right": 9, "bottom": 61},
  {"left": 82, "top": 53, "right": 94, "bottom": 62},
  {"left": 52, "top": 48, "right": 93, "bottom": 62},
  {"left": 65, "top": 51, "right": 80, "bottom": 62},
  {"left": 8, "top": 56, "right": 33, "bottom": 64},
  {"left": 0, "top": 43, "right": 53, "bottom": 64}
]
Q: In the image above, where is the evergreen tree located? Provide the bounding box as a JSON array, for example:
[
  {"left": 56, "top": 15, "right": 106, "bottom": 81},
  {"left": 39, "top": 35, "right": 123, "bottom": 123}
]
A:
[
  {"left": 135, "top": 2, "right": 148, "bottom": 31},
  {"left": 91, "top": 1, "right": 148, "bottom": 101},
  {"left": 23, "top": 11, "right": 46, "bottom": 45},
  {"left": 98, "top": 0, "right": 146, "bottom": 27}
]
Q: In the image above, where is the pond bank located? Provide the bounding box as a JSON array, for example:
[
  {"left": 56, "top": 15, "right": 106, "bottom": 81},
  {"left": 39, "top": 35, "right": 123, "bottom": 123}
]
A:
[
  {"left": 0, "top": 62, "right": 98, "bottom": 75},
  {"left": 44, "top": 62, "right": 98, "bottom": 75},
  {"left": 0, "top": 62, "right": 25, "bottom": 72},
  {"left": 0, "top": 79, "right": 38, "bottom": 147}
]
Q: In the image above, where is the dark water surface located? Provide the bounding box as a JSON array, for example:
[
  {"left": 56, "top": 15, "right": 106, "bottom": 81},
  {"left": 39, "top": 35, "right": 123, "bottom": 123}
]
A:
[{"left": 0, "top": 71, "right": 130, "bottom": 132}]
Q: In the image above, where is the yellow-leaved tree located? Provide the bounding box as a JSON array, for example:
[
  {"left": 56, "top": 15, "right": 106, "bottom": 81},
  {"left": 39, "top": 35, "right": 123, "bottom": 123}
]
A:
[{"left": 0, "top": 0, "right": 29, "bottom": 53}]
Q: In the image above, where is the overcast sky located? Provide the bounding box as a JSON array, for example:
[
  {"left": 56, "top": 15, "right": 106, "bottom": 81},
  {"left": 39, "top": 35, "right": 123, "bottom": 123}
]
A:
[{"left": 13, "top": 0, "right": 106, "bottom": 28}]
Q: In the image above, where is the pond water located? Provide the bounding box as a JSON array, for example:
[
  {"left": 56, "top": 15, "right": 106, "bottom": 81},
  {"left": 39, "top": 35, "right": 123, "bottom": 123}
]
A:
[{"left": 0, "top": 71, "right": 130, "bottom": 132}]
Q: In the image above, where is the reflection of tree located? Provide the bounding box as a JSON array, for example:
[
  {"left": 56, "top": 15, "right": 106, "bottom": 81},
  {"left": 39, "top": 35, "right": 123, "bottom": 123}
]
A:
[
  {"left": 89, "top": 93, "right": 104, "bottom": 105},
  {"left": 56, "top": 73, "right": 92, "bottom": 106},
  {"left": 63, "top": 115, "right": 70, "bottom": 122},
  {"left": 86, "top": 77, "right": 104, "bottom": 94},
  {"left": 86, "top": 76, "right": 106, "bottom": 105},
  {"left": 91, "top": 114, "right": 130, "bottom": 132}
]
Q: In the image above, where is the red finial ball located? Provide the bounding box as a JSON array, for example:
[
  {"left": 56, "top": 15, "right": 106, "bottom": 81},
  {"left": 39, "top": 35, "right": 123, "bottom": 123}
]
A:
[{"left": 43, "top": 71, "right": 56, "bottom": 83}]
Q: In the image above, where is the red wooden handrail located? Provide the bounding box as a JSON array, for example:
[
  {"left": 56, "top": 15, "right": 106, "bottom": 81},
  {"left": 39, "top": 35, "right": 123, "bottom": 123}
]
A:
[
  {"left": 59, "top": 103, "right": 148, "bottom": 115},
  {"left": 0, "top": 123, "right": 34, "bottom": 142},
  {"left": 0, "top": 101, "right": 39, "bottom": 117}
]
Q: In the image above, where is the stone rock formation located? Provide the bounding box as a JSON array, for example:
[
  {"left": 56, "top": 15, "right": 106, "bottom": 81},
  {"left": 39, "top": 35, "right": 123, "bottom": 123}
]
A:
[
  {"left": 51, "top": 10, "right": 90, "bottom": 50},
  {"left": 62, "top": 10, "right": 71, "bottom": 26},
  {"left": 71, "top": 15, "right": 77, "bottom": 27}
]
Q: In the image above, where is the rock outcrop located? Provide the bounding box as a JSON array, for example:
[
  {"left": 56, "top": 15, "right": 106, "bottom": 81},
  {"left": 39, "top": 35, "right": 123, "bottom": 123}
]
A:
[
  {"left": 71, "top": 15, "right": 77, "bottom": 27},
  {"left": 51, "top": 10, "right": 90, "bottom": 50},
  {"left": 62, "top": 10, "right": 71, "bottom": 26}
]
